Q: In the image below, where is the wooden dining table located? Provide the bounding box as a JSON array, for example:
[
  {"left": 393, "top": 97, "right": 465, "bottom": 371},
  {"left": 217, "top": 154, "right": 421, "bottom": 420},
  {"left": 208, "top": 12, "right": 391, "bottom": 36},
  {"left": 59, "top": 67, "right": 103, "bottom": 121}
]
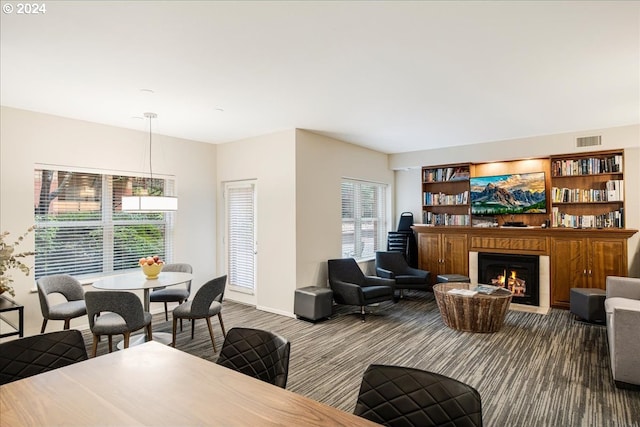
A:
[{"left": 0, "top": 340, "right": 379, "bottom": 426}]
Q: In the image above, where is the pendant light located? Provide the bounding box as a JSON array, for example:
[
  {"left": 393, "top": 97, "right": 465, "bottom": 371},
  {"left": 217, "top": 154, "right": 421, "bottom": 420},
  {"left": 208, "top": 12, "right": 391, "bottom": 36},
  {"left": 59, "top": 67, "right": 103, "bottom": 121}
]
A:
[{"left": 122, "top": 112, "right": 178, "bottom": 212}]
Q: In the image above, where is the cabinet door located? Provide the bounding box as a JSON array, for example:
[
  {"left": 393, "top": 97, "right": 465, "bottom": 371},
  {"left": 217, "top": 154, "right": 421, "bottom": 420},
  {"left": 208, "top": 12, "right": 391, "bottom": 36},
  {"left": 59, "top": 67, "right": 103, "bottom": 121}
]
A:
[
  {"left": 442, "top": 234, "right": 468, "bottom": 278},
  {"left": 418, "top": 233, "right": 441, "bottom": 284},
  {"left": 551, "top": 237, "right": 587, "bottom": 307},
  {"left": 588, "top": 239, "right": 627, "bottom": 289}
]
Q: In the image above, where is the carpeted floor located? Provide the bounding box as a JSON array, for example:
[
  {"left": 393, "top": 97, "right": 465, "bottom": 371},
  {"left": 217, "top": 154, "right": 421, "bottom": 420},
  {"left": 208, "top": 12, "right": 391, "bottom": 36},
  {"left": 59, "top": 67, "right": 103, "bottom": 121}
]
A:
[{"left": 84, "top": 291, "right": 640, "bottom": 427}]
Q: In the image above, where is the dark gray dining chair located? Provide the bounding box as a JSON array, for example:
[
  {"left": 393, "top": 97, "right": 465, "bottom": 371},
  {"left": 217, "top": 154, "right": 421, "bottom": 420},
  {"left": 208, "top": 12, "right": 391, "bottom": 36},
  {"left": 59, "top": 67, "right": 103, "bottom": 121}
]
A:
[
  {"left": 0, "top": 329, "right": 88, "bottom": 385},
  {"left": 171, "top": 275, "right": 227, "bottom": 354},
  {"left": 149, "top": 263, "right": 193, "bottom": 321},
  {"left": 36, "top": 274, "right": 87, "bottom": 333},
  {"left": 354, "top": 364, "right": 483, "bottom": 427},
  {"left": 215, "top": 327, "right": 291, "bottom": 389},
  {"left": 85, "top": 291, "right": 152, "bottom": 357}
]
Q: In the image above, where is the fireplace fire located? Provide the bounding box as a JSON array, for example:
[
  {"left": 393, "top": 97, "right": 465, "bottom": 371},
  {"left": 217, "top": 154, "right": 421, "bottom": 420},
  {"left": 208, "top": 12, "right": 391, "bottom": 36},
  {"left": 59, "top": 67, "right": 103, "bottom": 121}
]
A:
[{"left": 478, "top": 252, "right": 539, "bottom": 306}]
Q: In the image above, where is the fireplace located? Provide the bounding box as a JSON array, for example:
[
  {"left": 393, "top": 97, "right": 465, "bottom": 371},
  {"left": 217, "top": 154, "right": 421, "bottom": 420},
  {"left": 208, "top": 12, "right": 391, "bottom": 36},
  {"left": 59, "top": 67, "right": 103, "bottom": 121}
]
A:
[{"left": 478, "top": 252, "right": 540, "bottom": 306}]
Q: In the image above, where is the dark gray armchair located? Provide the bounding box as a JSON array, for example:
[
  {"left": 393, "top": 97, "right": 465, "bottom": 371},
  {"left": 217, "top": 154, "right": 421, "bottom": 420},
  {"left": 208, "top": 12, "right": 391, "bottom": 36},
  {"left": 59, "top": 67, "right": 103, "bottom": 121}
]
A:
[
  {"left": 327, "top": 258, "right": 395, "bottom": 321},
  {"left": 376, "top": 251, "right": 431, "bottom": 299}
]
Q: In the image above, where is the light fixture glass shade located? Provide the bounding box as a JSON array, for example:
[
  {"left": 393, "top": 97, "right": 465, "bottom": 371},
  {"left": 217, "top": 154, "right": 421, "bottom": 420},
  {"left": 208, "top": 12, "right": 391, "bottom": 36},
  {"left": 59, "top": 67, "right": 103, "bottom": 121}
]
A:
[{"left": 122, "top": 196, "right": 178, "bottom": 212}]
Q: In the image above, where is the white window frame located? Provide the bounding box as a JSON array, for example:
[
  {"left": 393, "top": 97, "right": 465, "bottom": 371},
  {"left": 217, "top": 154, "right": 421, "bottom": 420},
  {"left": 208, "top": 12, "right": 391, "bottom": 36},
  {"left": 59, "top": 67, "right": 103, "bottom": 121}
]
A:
[{"left": 341, "top": 178, "right": 388, "bottom": 261}]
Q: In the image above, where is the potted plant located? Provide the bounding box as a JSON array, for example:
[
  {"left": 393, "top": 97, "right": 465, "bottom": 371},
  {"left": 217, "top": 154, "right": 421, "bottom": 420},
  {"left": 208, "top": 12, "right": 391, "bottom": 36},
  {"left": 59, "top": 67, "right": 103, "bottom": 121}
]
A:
[{"left": 0, "top": 226, "right": 35, "bottom": 297}]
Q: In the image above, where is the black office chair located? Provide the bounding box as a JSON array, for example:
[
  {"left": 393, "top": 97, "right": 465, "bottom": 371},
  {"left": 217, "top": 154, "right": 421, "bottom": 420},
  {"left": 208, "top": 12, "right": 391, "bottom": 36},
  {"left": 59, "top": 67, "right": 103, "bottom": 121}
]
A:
[
  {"left": 376, "top": 251, "right": 431, "bottom": 299},
  {"left": 327, "top": 258, "right": 395, "bottom": 321},
  {"left": 0, "top": 330, "right": 88, "bottom": 385},
  {"left": 354, "top": 364, "right": 483, "bottom": 427},
  {"left": 216, "top": 327, "right": 290, "bottom": 389}
]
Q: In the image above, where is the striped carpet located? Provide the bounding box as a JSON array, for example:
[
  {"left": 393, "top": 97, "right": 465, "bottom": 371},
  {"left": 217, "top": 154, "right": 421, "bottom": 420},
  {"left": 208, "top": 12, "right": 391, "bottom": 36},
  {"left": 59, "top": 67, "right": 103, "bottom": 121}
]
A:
[{"left": 84, "top": 291, "right": 640, "bottom": 427}]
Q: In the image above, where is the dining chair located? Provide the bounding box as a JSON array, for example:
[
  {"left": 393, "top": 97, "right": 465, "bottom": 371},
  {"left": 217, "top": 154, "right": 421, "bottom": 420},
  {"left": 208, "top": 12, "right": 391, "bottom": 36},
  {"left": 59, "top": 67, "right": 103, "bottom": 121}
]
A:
[
  {"left": 36, "top": 274, "right": 87, "bottom": 333},
  {"left": 149, "top": 263, "right": 193, "bottom": 321},
  {"left": 215, "top": 327, "right": 291, "bottom": 389},
  {"left": 0, "top": 329, "right": 88, "bottom": 385},
  {"left": 171, "top": 275, "right": 227, "bottom": 354},
  {"left": 354, "top": 364, "right": 483, "bottom": 427},
  {"left": 85, "top": 291, "right": 153, "bottom": 357}
]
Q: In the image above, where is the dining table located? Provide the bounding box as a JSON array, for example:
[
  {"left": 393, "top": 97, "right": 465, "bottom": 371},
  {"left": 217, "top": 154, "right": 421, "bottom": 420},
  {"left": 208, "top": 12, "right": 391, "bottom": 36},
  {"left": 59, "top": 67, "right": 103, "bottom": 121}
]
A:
[
  {"left": 0, "top": 341, "right": 379, "bottom": 427},
  {"left": 92, "top": 271, "right": 193, "bottom": 346}
]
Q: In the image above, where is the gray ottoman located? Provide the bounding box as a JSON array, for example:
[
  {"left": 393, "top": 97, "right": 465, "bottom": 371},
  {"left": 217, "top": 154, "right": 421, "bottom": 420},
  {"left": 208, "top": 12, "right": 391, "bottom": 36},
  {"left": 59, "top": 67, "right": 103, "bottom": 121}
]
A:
[
  {"left": 436, "top": 274, "right": 471, "bottom": 283},
  {"left": 294, "top": 286, "right": 333, "bottom": 322},
  {"left": 570, "top": 288, "right": 606, "bottom": 323}
]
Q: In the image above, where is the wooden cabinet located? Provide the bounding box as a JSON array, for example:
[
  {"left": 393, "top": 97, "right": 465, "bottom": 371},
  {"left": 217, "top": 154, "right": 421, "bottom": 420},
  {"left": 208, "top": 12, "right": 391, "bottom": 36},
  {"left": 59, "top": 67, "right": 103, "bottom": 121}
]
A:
[
  {"left": 422, "top": 163, "right": 470, "bottom": 226},
  {"left": 418, "top": 231, "right": 468, "bottom": 285},
  {"left": 550, "top": 150, "right": 625, "bottom": 228},
  {"left": 550, "top": 236, "right": 628, "bottom": 308}
]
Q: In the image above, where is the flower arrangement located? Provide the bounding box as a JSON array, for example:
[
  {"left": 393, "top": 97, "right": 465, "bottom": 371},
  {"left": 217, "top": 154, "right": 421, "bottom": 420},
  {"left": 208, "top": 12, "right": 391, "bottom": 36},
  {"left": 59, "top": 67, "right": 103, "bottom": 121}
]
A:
[{"left": 0, "top": 226, "right": 36, "bottom": 297}]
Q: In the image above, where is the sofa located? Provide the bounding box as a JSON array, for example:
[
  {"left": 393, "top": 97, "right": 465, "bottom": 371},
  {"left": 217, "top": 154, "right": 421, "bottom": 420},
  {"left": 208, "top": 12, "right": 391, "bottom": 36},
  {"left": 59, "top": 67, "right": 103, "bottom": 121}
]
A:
[{"left": 604, "top": 276, "right": 640, "bottom": 388}]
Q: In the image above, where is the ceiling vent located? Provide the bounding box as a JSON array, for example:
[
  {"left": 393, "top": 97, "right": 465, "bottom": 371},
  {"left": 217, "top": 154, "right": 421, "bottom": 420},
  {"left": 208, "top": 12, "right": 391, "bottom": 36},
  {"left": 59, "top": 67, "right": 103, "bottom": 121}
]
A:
[{"left": 576, "top": 135, "right": 602, "bottom": 147}]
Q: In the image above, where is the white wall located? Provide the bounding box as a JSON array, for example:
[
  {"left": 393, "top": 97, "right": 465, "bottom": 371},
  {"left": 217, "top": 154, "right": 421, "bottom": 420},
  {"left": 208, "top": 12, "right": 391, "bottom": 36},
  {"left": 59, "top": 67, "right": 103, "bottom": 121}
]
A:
[
  {"left": 390, "top": 124, "right": 640, "bottom": 276},
  {"left": 0, "top": 107, "right": 218, "bottom": 336},
  {"left": 216, "top": 130, "right": 297, "bottom": 316},
  {"left": 295, "top": 129, "right": 394, "bottom": 286}
]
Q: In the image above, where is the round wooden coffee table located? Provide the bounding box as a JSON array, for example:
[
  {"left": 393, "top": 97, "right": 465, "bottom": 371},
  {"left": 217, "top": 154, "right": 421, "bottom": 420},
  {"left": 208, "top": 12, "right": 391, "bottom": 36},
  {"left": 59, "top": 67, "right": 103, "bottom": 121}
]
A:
[{"left": 433, "top": 282, "right": 512, "bottom": 333}]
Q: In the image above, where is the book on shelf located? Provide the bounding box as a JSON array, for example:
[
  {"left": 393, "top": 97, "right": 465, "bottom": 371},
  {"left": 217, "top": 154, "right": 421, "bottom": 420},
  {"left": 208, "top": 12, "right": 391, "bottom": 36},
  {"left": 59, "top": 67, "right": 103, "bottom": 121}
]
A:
[{"left": 606, "top": 180, "right": 624, "bottom": 201}]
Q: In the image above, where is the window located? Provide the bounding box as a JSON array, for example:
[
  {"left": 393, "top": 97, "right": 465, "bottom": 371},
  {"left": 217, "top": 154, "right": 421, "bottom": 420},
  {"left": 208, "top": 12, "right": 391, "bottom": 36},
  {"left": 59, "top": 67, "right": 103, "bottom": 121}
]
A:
[
  {"left": 341, "top": 178, "right": 388, "bottom": 260},
  {"left": 224, "top": 181, "right": 256, "bottom": 295},
  {"left": 34, "top": 166, "right": 175, "bottom": 280}
]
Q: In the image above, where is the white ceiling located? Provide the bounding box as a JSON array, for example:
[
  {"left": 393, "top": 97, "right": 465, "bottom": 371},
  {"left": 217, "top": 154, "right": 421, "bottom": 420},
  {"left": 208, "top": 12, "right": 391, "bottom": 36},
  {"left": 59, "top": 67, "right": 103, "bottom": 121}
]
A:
[{"left": 1, "top": 1, "right": 638, "bottom": 154}]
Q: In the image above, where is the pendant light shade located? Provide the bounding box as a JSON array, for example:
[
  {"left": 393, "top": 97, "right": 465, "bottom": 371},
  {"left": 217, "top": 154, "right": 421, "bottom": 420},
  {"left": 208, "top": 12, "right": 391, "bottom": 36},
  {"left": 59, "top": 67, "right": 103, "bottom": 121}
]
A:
[{"left": 122, "top": 112, "right": 178, "bottom": 212}]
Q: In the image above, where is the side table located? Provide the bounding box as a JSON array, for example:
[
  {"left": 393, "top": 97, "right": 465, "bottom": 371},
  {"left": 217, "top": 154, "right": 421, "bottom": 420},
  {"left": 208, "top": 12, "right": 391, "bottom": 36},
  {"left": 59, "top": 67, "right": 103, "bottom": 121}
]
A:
[{"left": 0, "top": 294, "right": 24, "bottom": 338}]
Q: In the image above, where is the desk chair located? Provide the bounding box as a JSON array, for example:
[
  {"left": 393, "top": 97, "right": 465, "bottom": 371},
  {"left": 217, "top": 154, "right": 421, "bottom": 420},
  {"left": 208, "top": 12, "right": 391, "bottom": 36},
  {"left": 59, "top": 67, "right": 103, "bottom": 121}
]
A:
[
  {"left": 0, "top": 329, "right": 88, "bottom": 385},
  {"left": 36, "top": 274, "right": 87, "bottom": 333},
  {"left": 354, "top": 364, "right": 483, "bottom": 427}
]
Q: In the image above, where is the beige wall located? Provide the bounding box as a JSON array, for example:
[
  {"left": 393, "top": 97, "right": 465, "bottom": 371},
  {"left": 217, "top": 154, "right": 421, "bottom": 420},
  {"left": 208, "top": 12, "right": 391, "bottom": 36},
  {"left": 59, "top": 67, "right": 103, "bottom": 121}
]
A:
[
  {"left": 295, "top": 129, "right": 394, "bottom": 287},
  {"left": 391, "top": 124, "right": 640, "bottom": 276},
  {"left": 0, "top": 107, "right": 218, "bottom": 336}
]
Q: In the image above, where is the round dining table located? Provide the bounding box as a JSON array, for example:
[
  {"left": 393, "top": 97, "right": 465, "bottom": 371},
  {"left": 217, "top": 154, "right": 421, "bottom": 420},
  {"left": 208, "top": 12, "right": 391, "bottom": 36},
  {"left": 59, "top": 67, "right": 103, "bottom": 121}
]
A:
[{"left": 92, "top": 271, "right": 193, "bottom": 346}]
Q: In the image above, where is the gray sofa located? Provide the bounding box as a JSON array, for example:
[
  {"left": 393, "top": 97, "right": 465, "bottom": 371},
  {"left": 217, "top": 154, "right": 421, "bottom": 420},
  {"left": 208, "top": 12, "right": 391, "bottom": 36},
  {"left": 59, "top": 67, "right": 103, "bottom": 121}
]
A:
[{"left": 604, "top": 276, "right": 640, "bottom": 388}]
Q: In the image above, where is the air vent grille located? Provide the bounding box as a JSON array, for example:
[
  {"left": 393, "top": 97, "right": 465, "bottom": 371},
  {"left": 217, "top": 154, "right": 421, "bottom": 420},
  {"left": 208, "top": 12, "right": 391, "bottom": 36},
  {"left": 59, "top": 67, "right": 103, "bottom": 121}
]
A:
[{"left": 576, "top": 135, "right": 602, "bottom": 147}]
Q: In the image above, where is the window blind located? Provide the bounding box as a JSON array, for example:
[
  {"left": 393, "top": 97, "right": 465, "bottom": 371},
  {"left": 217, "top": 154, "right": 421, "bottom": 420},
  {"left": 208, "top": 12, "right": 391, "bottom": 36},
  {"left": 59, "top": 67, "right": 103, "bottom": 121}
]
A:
[
  {"left": 225, "top": 182, "right": 256, "bottom": 293},
  {"left": 341, "top": 178, "right": 388, "bottom": 260},
  {"left": 34, "top": 168, "right": 174, "bottom": 279}
]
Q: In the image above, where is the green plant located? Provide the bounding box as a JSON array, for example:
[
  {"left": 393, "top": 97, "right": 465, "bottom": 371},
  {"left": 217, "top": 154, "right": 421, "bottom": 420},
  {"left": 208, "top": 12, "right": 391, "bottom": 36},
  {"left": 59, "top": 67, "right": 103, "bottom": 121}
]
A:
[{"left": 0, "top": 226, "right": 36, "bottom": 297}]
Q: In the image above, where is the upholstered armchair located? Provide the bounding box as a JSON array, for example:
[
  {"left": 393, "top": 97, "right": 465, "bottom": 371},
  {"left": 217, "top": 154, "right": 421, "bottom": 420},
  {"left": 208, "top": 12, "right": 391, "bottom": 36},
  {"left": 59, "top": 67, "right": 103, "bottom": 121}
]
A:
[
  {"left": 605, "top": 276, "right": 640, "bottom": 388},
  {"left": 327, "top": 258, "right": 395, "bottom": 321},
  {"left": 375, "top": 251, "right": 431, "bottom": 299}
]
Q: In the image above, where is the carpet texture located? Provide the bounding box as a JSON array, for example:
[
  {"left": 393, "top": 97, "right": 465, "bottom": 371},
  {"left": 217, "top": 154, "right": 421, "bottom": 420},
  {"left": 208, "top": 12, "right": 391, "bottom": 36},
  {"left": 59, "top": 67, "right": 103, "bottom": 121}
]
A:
[{"left": 83, "top": 291, "right": 640, "bottom": 426}]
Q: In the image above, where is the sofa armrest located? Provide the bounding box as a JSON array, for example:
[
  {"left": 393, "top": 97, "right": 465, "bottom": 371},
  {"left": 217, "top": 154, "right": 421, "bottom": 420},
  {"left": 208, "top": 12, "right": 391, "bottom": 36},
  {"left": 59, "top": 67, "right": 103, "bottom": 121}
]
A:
[{"left": 606, "top": 276, "right": 640, "bottom": 300}]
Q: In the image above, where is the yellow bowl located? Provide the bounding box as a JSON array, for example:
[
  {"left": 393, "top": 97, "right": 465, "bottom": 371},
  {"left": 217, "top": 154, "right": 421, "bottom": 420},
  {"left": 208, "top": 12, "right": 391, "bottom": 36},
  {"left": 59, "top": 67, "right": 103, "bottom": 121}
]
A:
[{"left": 141, "top": 263, "right": 163, "bottom": 279}]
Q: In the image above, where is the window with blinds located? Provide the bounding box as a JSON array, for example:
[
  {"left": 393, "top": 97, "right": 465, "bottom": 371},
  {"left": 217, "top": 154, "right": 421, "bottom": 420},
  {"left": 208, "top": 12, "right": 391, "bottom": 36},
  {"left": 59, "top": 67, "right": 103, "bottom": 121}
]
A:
[
  {"left": 34, "top": 167, "right": 174, "bottom": 280},
  {"left": 341, "top": 179, "right": 388, "bottom": 260},
  {"left": 225, "top": 181, "right": 256, "bottom": 294}
]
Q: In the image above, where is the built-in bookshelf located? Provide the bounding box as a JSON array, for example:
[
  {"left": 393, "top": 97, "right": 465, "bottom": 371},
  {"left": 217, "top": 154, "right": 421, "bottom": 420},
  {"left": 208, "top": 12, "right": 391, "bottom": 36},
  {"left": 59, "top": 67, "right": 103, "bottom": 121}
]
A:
[
  {"left": 422, "top": 163, "right": 471, "bottom": 226},
  {"left": 550, "top": 150, "right": 625, "bottom": 228}
]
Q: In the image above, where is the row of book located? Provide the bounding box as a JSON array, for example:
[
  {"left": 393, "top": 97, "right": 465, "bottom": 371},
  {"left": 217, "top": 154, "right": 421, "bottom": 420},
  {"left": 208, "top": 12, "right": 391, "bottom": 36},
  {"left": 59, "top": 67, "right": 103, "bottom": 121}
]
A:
[
  {"left": 551, "top": 207, "right": 624, "bottom": 229},
  {"left": 551, "top": 180, "right": 624, "bottom": 203},
  {"left": 423, "top": 167, "right": 470, "bottom": 183},
  {"left": 423, "top": 191, "right": 469, "bottom": 206},
  {"left": 551, "top": 155, "right": 623, "bottom": 177},
  {"left": 423, "top": 212, "right": 470, "bottom": 226}
]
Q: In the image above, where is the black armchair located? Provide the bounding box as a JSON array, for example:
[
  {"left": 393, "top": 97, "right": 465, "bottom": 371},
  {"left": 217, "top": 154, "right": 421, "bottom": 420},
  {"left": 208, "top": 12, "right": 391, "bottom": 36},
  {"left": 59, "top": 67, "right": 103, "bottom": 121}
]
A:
[
  {"left": 327, "top": 258, "right": 395, "bottom": 321},
  {"left": 376, "top": 251, "right": 431, "bottom": 299}
]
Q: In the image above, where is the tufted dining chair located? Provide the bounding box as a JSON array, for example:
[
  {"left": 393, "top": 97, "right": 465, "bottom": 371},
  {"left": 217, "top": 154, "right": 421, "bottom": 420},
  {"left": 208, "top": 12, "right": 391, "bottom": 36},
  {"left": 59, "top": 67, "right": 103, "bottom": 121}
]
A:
[
  {"left": 85, "top": 291, "right": 152, "bottom": 357},
  {"left": 0, "top": 329, "right": 88, "bottom": 385},
  {"left": 215, "top": 327, "right": 290, "bottom": 389},
  {"left": 171, "top": 275, "right": 227, "bottom": 354},
  {"left": 149, "top": 263, "right": 193, "bottom": 321},
  {"left": 354, "top": 364, "right": 483, "bottom": 427},
  {"left": 36, "top": 274, "right": 87, "bottom": 333}
]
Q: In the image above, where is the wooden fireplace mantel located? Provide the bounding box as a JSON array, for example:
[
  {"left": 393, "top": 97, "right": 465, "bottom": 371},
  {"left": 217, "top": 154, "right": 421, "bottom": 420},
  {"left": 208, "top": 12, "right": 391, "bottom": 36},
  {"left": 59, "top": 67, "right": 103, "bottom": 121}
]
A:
[{"left": 412, "top": 225, "right": 638, "bottom": 308}]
